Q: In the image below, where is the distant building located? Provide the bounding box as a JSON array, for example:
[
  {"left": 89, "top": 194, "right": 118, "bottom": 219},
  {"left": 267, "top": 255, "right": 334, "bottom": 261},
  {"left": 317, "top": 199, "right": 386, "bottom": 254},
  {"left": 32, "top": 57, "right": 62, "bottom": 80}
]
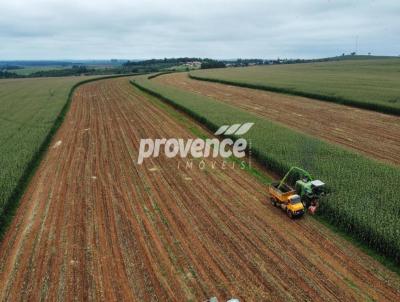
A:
[{"left": 183, "top": 61, "right": 201, "bottom": 68}]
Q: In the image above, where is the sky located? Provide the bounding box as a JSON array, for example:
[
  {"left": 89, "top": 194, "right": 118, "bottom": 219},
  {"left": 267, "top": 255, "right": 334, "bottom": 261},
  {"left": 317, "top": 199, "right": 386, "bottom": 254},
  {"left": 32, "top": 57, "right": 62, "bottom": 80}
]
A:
[{"left": 0, "top": 0, "right": 399, "bottom": 60}]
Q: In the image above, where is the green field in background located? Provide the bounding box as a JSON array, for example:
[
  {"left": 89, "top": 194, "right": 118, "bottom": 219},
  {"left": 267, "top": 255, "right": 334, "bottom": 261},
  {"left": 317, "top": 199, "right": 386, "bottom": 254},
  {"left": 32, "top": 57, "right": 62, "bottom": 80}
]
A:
[
  {"left": 9, "top": 66, "right": 66, "bottom": 75},
  {"left": 191, "top": 59, "right": 400, "bottom": 114}
]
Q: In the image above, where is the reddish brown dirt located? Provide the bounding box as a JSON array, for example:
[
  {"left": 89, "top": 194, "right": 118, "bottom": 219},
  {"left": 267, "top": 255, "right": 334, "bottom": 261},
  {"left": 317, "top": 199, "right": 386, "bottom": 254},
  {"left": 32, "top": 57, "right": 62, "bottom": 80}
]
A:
[
  {"left": 155, "top": 73, "right": 400, "bottom": 166},
  {"left": 0, "top": 77, "right": 399, "bottom": 301}
]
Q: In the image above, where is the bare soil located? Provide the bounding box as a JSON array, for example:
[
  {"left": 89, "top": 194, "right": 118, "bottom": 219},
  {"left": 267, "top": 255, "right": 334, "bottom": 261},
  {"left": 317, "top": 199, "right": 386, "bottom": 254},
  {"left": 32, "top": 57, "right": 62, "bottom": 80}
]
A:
[
  {"left": 155, "top": 73, "right": 400, "bottom": 166},
  {"left": 0, "top": 78, "right": 399, "bottom": 301}
]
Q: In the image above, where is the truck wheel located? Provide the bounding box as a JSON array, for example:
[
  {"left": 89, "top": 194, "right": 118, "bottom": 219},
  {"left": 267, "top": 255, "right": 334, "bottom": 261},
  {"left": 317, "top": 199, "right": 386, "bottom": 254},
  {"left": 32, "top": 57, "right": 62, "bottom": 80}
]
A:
[
  {"left": 271, "top": 199, "right": 276, "bottom": 207},
  {"left": 287, "top": 210, "right": 293, "bottom": 218}
]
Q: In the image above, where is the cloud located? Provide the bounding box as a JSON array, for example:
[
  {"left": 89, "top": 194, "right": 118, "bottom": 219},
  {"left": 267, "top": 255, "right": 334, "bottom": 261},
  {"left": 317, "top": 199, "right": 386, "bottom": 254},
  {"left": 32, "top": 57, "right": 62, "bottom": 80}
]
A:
[{"left": 0, "top": 0, "right": 399, "bottom": 59}]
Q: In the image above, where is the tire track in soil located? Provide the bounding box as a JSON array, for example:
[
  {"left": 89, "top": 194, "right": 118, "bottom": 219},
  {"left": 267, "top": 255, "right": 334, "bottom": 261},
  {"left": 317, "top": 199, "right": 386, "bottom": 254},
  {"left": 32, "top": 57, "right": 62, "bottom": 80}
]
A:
[
  {"left": 155, "top": 73, "right": 400, "bottom": 166},
  {"left": 0, "top": 77, "right": 399, "bottom": 301}
]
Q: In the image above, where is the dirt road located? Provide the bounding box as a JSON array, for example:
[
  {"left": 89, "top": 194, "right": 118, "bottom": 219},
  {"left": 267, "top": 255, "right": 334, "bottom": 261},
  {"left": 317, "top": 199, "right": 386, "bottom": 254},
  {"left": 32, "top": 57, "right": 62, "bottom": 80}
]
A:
[
  {"left": 0, "top": 77, "right": 399, "bottom": 301},
  {"left": 155, "top": 73, "right": 400, "bottom": 166}
]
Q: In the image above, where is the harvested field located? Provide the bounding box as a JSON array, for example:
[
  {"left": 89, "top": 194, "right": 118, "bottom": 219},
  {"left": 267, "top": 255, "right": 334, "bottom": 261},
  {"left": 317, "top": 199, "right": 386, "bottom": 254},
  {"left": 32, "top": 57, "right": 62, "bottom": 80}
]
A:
[
  {"left": 0, "top": 77, "right": 399, "bottom": 301},
  {"left": 154, "top": 72, "right": 400, "bottom": 166}
]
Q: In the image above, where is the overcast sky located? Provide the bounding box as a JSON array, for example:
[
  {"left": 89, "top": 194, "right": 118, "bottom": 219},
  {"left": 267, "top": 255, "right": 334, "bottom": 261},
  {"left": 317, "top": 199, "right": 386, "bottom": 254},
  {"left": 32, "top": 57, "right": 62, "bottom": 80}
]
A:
[{"left": 0, "top": 0, "right": 399, "bottom": 60}]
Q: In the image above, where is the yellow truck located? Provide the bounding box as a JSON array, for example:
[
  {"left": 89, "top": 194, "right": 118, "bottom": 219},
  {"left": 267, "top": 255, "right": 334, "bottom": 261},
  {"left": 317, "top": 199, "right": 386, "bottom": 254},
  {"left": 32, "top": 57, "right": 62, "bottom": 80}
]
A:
[{"left": 268, "top": 182, "right": 305, "bottom": 218}]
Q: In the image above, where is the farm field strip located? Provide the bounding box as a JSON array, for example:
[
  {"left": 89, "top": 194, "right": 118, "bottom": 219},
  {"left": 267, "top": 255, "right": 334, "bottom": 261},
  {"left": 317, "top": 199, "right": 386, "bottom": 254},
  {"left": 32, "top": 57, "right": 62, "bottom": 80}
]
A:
[
  {"left": 190, "top": 59, "right": 400, "bottom": 115},
  {"left": 154, "top": 72, "right": 400, "bottom": 166},
  {"left": 133, "top": 75, "right": 400, "bottom": 264},
  {"left": 0, "top": 76, "right": 99, "bottom": 231},
  {"left": 1, "top": 77, "right": 399, "bottom": 300}
]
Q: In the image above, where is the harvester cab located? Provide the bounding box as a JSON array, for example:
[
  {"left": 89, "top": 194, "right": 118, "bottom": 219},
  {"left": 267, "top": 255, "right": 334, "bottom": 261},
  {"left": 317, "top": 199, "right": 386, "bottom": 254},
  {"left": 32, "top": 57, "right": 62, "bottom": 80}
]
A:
[{"left": 295, "top": 179, "right": 325, "bottom": 208}]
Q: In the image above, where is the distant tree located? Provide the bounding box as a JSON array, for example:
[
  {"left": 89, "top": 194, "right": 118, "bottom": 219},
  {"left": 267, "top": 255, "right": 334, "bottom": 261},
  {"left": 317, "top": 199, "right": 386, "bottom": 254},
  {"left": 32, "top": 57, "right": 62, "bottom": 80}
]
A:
[
  {"left": 0, "top": 70, "right": 22, "bottom": 78},
  {"left": 200, "top": 60, "right": 226, "bottom": 69}
]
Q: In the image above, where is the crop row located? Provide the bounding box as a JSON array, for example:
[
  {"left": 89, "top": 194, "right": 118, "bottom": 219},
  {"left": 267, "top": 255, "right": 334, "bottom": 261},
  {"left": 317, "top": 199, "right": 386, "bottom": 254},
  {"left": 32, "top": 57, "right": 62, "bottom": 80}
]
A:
[{"left": 132, "top": 75, "right": 400, "bottom": 263}]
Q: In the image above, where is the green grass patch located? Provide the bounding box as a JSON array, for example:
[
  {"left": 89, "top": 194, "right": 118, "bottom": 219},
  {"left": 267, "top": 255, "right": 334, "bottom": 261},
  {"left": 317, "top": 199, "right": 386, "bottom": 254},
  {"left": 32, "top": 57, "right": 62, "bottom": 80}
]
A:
[
  {"left": 132, "top": 74, "right": 400, "bottom": 265},
  {"left": 190, "top": 59, "right": 400, "bottom": 115}
]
